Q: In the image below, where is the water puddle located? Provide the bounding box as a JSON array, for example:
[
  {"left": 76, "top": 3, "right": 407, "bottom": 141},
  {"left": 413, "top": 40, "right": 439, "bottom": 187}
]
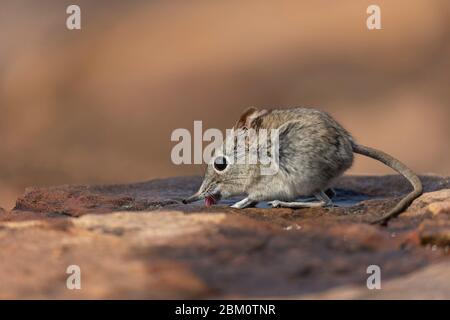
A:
[{"left": 191, "top": 188, "right": 371, "bottom": 208}]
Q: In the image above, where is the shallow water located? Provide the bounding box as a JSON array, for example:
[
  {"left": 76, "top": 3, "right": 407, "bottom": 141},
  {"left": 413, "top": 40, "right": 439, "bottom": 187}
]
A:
[{"left": 194, "top": 188, "right": 371, "bottom": 208}]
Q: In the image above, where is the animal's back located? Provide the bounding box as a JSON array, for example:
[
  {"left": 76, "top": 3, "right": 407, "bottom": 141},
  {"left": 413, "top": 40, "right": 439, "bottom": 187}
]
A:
[{"left": 251, "top": 107, "right": 355, "bottom": 198}]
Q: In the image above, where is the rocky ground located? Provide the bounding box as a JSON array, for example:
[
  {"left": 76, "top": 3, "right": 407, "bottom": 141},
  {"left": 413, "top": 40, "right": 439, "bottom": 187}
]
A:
[{"left": 0, "top": 175, "right": 449, "bottom": 299}]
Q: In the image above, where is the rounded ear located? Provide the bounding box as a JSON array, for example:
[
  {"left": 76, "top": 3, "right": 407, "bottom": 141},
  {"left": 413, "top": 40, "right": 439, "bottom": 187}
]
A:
[{"left": 234, "top": 107, "right": 268, "bottom": 129}]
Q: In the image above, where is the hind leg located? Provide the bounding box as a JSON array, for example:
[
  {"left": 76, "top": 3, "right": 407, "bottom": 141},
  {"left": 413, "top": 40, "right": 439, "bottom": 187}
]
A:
[{"left": 269, "top": 191, "right": 332, "bottom": 208}]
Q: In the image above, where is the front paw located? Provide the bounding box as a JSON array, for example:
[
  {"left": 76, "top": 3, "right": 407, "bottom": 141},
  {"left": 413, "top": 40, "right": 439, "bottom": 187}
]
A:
[{"left": 268, "top": 200, "right": 281, "bottom": 208}]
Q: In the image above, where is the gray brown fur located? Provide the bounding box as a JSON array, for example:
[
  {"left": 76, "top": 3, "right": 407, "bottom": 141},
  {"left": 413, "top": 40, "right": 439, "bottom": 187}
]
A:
[{"left": 184, "top": 107, "right": 423, "bottom": 225}]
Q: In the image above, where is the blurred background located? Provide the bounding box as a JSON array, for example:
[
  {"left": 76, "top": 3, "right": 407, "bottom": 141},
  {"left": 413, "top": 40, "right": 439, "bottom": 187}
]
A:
[{"left": 1, "top": 0, "right": 449, "bottom": 209}]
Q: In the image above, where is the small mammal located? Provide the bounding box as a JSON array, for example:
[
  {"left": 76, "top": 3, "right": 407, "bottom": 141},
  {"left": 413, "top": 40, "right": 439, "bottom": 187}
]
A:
[{"left": 183, "top": 107, "right": 423, "bottom": 225}]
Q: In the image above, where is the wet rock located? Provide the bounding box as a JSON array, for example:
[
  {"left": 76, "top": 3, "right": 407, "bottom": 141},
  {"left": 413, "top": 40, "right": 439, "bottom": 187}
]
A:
[
  {"left": 8, "top": 175, "right": 450, "bottom": 220},
  {"left": 9, "top": 177, "right": 197, "bottom": 219},
  {"left": 0, "top": 175, "right": 449, "bottom": 299}
]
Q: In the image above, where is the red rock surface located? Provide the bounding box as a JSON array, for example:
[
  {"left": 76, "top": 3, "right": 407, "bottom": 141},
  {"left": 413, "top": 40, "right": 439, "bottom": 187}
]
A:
[{"left": 0, "top": 175, "right": 449, "bottom": 299}]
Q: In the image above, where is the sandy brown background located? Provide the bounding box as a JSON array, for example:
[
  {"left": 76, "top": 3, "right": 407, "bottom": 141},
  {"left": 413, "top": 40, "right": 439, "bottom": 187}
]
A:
[{"left": 1, "top": 0, "right": 450, "bottom": 209}]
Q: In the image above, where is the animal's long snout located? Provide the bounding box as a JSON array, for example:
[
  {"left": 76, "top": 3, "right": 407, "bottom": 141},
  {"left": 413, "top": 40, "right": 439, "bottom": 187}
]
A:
[{"left": 182, "top": 193, "right": 203, "bottom": 204}]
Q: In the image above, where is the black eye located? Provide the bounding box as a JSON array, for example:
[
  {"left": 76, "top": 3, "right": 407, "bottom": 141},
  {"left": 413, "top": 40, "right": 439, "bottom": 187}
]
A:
[{"left": 213, "top": 156, "right": 228, "bottom": 172}]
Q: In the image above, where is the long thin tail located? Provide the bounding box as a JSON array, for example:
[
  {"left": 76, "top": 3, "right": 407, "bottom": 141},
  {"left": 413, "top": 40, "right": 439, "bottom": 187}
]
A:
[{"left": 352, "top": 143, "right": 423, "bottom": 225}]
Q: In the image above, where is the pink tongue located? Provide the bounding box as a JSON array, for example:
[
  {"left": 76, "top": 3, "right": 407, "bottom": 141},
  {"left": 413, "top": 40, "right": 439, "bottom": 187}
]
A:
[{"left": 205, "top": 196, "right": 217, "bottom": 207}]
